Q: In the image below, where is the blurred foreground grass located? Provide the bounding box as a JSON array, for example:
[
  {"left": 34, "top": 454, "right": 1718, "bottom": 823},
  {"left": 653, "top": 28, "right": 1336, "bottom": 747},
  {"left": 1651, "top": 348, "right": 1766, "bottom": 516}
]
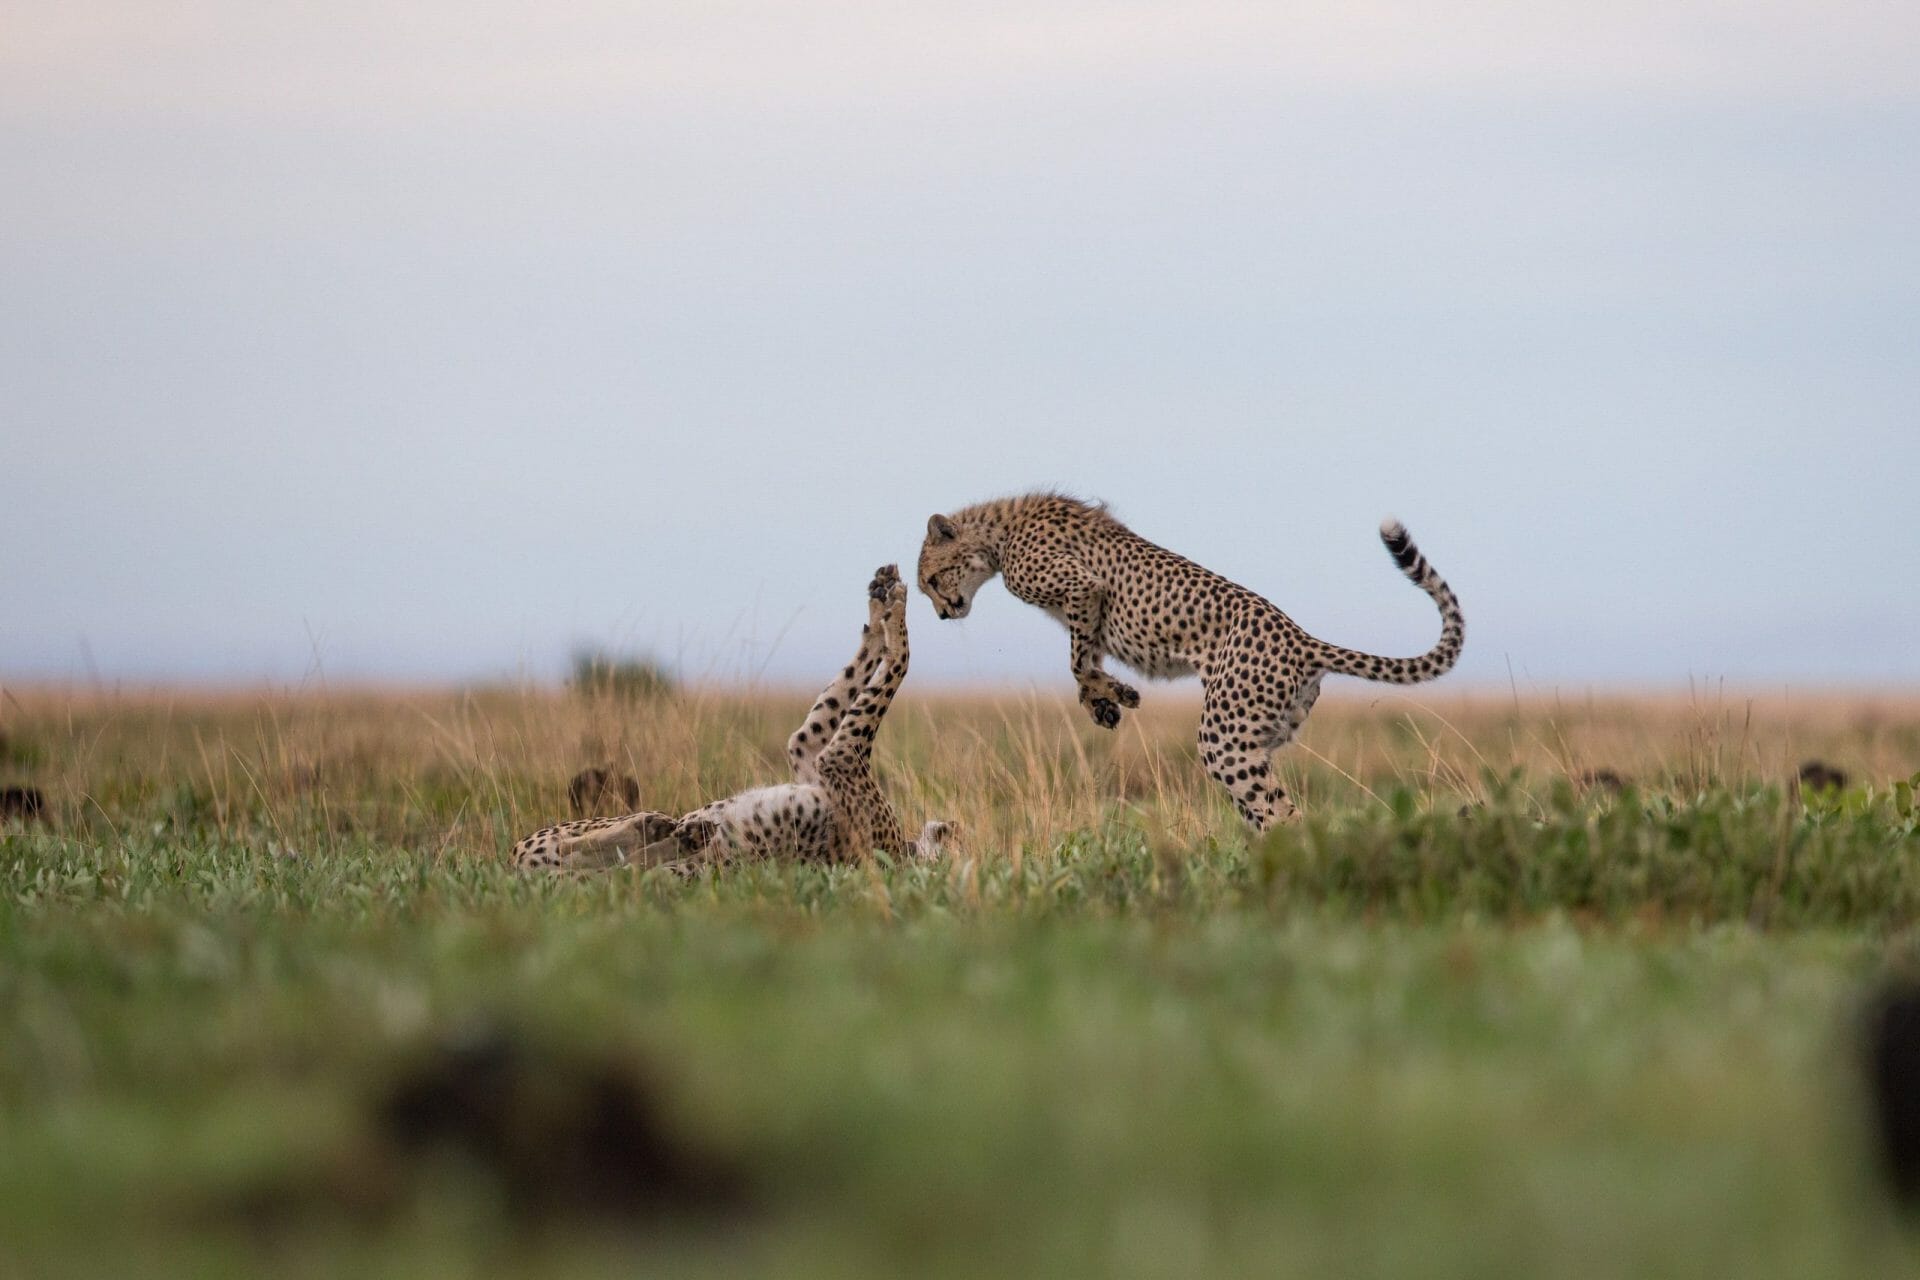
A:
[{"left": 2, "top": 684, "right": 1919, "bottom": 1277}]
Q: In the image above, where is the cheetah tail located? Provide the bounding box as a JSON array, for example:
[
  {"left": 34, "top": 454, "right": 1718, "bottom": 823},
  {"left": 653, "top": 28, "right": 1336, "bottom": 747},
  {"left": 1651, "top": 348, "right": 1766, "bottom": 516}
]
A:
[{"left": 1319, "top": 520, "right": 1465, "bottom": 685}]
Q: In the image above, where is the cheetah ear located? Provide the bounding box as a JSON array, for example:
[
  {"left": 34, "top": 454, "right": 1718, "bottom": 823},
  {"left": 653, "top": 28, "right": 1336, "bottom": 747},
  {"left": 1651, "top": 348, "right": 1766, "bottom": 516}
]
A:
[{"left": 927, "top": 514, "right": 957, "bottom": 543}]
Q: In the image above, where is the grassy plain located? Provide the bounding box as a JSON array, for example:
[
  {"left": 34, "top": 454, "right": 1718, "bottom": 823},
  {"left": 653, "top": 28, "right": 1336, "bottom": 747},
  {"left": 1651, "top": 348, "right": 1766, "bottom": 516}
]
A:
[{"left": 2, "top": 681, "right": 1919, "bottom": 1277}]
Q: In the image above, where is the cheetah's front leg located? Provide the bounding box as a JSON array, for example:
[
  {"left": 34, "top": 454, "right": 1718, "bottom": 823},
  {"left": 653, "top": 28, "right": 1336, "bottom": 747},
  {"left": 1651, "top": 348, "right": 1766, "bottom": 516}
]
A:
[
  {"left": 1062, "top": 588, "right": 1139, "bottom": 730},
  {"left": 1073, "top": 638, "right": 1140, "bottom": 729}
]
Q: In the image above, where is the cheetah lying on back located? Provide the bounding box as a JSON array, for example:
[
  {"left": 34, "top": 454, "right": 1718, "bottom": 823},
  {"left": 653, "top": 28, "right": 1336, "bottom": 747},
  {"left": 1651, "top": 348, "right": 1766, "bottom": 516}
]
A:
[
  {"left": 513, "top": 566, "right": 953, "bottom": 872},
  {"left": 917, "top": 493, "right": 1463, "bottom": 830}
]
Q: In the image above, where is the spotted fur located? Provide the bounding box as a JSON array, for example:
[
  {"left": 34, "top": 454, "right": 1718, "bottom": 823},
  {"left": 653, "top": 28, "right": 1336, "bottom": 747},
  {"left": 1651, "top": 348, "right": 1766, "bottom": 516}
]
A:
[
  {"left": 917, "top": 493, "right": 1464, "bottom": 830},
  {"left": 513, "top": 566, "right": 955, "bottom": 872}
]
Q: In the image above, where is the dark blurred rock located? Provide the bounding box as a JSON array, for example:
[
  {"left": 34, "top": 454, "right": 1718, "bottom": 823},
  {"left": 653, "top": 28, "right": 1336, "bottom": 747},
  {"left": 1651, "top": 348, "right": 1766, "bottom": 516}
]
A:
[
  {"left": 569, "top": 767, "right": 643, "bottom": 817},
  {"left": 1798, "top": 760, "right": 1850, "bottom": 794},
  {"left": 212, "top": 1024, "right": 751, "bottom": 1235},
  {"left": 377, "top": 1025, "right": 748, "bottom": 1223},
  {"left": 0, "top": 786, "right": 45, "bottom": 823},
  {"left": 1864, "top": 980, "right": 1920, "bottom": 1209}
]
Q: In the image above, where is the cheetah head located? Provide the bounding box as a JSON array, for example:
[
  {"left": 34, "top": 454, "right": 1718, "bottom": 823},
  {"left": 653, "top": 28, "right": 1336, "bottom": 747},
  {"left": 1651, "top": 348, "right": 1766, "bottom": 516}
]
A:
[{"left": 917, "top": 514, "right": 995, "bottom": 620}]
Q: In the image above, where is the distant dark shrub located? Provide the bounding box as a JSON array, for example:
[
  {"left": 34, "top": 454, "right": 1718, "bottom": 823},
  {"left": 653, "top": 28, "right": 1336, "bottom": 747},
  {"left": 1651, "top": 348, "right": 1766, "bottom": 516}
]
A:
[
  {"left": 569, "top": 767, "right": 642, "bottom": 817},
  {"left": 0, "top": 786, "right": 46, "bottom": 823},
  {"left": 569, "top": 649, "right": 676, "bottom": 701},
  {"left": 1799, "top": 760, "right": 1850, "bottom": 794}
]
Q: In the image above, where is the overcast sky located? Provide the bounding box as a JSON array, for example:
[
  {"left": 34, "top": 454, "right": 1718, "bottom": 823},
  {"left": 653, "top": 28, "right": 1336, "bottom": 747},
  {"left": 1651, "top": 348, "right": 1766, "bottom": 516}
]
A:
[{"left": 3, "top": 1, "right": 1916, "bottom": 691}]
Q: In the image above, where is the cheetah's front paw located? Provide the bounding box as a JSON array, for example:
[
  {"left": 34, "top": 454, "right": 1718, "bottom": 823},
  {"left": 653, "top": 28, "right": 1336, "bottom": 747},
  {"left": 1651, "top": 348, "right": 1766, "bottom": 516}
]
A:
[
  {"left": 868, "top": 564, "right": 902, "bottom": 601},
  {"left": 1087, "top": 697, "right": 1122, "bottom": 730},
  {"left": 673, "top": 816, "right": 719, "bottom": 854},
  {"left": 636, "top": 813, "right": 679, "bottom": 843},
  {"left": 1110, "top": 680, "right": 1141, "bottom": 709}
]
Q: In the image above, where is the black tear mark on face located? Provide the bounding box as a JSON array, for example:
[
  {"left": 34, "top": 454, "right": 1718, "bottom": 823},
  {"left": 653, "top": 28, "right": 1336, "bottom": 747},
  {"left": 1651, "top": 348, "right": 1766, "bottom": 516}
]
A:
[{"left": 921, "top": 569, "right": 968, "bottom": 619}]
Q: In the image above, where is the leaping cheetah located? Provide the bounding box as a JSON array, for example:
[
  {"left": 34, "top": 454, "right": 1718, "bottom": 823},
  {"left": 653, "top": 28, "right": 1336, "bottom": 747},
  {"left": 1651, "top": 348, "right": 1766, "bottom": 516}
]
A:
[{"left": 917, "top": 493, "right": 1463, "bottom": 830}]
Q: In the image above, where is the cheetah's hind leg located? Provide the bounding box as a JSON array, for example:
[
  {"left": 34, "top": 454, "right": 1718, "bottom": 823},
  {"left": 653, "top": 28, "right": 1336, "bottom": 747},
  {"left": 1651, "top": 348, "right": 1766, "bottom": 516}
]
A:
[
  {"left": 1197, "top": 671, "right": 1301, "bottom": 832},
  {"left": 1270, "top": 672, "right": 1324, "bottom": 749},
  {"left": 511, "top": 810, "right": 680, "bottom": 872},
  {"left": 786, "top": 571, "right": 892, "bottom": 785}
]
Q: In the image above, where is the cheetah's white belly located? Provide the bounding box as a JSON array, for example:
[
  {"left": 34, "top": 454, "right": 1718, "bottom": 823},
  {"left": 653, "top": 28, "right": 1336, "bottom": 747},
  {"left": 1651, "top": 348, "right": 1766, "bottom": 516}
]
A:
[{"left": 705, "top": 784, "right": 839, "bottom": 858}]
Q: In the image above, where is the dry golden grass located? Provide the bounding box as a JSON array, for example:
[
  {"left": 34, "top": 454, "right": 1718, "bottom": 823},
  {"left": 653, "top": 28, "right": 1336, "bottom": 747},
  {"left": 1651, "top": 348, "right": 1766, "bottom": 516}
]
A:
[{"left": 6, "top": 680, "right": 1915, "bottom": 861}]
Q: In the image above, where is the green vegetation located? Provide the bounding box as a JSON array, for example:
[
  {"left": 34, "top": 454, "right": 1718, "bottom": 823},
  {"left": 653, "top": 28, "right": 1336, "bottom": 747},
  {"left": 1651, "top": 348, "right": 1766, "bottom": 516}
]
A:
[{"left": 1, "top": 689, "right": 1918, "bottom": 1276}]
